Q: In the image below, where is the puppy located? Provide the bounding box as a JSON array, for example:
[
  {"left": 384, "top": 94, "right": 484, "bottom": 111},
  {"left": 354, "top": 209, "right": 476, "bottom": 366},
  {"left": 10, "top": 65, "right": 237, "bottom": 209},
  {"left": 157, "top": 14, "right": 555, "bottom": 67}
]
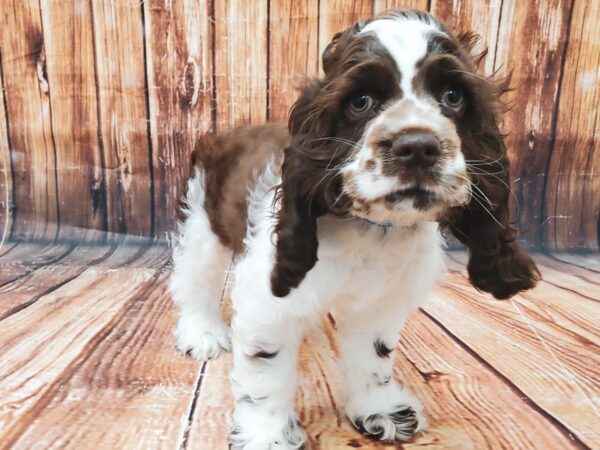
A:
[{"left": 170, "top": 9, "right": 540, "bottom": 449}]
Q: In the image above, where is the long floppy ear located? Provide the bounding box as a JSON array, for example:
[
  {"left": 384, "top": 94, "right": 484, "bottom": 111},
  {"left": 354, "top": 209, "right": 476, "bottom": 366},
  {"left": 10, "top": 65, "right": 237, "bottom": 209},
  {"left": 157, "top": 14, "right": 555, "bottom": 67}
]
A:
[
  {"left": 270, "top": 82, "right": 326, "bottom": 298},
  {"left": 270, "top": 148, "right": 320, "bottom": 298},
  {"left": 446, "top": 94, "right": 540, "bottom": 299}
]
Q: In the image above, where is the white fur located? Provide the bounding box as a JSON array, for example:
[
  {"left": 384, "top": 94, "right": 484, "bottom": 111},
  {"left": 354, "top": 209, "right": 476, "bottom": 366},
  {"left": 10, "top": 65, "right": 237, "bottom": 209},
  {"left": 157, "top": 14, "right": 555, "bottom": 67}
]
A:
[
  {"left": 171, "top": 15, "right": 456, "bottom": 448},
  {"left": 169, "top": 169, "right": 232, "bottom": 360},
  {"left": 226, "top": 161, "right": 444, "bottom": 447},
  {"left": 343, "top": 16, "right": 470, "bottom": 222}
]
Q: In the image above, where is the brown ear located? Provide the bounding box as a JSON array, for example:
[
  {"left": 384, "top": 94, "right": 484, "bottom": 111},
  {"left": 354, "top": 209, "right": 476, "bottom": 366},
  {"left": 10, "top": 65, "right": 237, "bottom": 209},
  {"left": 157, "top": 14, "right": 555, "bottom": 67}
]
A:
[
  {"left": 270, "top": 147, "right": 320, "bottom": 297},
  {"left": 322, "top": 31, "right": 343, "bottom": 76},
  {"left": 448, "top": 203, "right": 540, "bottom": 299},
  {"left": 446, "top": 132, "right": 540, "bottom": 299}
]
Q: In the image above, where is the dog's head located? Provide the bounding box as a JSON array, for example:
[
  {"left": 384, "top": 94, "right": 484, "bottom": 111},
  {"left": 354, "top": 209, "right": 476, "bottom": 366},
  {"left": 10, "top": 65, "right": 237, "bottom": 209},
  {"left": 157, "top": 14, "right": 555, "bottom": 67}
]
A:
[{"left": 271, "top": 10, "right": 540, "bottom": 298}]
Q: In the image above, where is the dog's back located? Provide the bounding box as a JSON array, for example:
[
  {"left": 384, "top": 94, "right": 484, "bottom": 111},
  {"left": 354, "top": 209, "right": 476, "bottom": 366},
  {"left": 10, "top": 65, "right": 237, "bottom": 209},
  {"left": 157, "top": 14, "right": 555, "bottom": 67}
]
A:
[{"left": 188, "top": 124, "right": 289, "bottom": 252}]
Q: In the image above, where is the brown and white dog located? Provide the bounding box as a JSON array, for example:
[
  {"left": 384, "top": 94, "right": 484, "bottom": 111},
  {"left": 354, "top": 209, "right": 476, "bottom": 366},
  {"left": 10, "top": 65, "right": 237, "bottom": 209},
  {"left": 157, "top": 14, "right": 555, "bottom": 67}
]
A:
[{"left": 170, "top": 9, "right": 540, "bottom": 449}]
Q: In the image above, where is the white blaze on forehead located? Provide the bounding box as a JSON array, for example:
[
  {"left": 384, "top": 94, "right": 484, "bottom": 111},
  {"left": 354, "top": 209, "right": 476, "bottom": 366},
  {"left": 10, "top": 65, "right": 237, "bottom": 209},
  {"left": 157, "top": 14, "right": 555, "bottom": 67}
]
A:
[{"left": 360, "top": 17, "right": 439, "bottom": 98}]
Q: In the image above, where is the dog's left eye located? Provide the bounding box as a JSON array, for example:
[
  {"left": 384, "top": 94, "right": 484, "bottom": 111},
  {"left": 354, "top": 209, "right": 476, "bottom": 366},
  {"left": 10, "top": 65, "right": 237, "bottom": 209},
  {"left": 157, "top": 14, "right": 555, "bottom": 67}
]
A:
[
  {"left": 441, "top": 85, "right": 465, "bottom": 111},
  {"left": 348, "top": 93, "right": 374, "bottom": 114}
]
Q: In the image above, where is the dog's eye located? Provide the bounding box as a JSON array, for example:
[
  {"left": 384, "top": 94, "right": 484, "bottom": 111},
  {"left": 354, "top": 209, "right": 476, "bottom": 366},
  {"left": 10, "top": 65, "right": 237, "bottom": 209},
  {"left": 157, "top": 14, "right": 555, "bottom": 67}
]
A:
[
  {"left": 348, "top": 93, "right": 374, "bottom": 114},
  {"left": 441, "top": 86, "right": 464, "bottom": 110}
]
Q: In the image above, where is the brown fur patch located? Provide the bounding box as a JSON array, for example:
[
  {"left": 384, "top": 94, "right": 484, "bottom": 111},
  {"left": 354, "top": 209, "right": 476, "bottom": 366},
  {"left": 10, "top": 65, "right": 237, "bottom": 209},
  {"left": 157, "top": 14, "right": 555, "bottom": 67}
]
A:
[{"left": 186, "top": 124, "right": 289, "bottom": 252}]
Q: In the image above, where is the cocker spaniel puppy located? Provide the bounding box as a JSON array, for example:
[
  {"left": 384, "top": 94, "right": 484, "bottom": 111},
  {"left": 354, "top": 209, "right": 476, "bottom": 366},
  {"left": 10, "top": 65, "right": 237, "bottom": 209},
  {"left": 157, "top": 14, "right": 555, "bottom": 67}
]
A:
[{"left": 170, "top": 9, "right": 540, "bottom": 449}]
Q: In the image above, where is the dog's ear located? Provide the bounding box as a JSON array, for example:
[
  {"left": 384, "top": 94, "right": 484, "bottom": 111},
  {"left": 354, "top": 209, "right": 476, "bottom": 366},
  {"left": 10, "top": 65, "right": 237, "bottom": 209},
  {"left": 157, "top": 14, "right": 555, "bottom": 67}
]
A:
[
  {"left": 322, "top": 31, "right": 343, "bottom": 76},
  {"left": 270, "top": 147, "right": 320, "bottom": 298},
  {"left": 447, "top": 202, "right": 540, "bottom": 300},
  {"left": 445, "top": 89, "right": 540, "bottom": 299}
]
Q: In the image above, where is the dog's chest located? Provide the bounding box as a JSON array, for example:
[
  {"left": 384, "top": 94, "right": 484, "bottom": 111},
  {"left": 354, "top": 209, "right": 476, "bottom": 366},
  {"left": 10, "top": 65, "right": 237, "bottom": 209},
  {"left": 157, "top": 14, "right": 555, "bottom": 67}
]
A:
[{"left": 312, "top": 218, "right": 442, "bottom": 302}]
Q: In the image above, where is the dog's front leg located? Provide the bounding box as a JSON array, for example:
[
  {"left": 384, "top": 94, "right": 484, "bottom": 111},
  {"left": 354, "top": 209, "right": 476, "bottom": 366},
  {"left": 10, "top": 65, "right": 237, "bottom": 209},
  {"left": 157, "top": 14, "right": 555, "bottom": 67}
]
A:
[
  {"left": 334, "top": 298, "right": 427, "bottom": 443},
  {"left": 229, "top": 289, "right": 308, "bottom": 450}
]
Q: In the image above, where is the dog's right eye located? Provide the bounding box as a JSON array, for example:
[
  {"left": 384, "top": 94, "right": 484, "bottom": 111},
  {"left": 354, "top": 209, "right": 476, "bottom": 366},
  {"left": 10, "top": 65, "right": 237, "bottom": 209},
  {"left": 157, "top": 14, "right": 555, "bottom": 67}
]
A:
[{"left": 348, "top": 93, "right": 374, "bottom": 114}]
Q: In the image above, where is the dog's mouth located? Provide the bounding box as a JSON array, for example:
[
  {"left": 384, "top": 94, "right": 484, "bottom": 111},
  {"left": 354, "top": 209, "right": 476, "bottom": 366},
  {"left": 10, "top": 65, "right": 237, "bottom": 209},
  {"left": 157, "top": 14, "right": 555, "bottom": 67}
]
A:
[{"left": 384, "top": 186, "right": 435, "bottom": 204}]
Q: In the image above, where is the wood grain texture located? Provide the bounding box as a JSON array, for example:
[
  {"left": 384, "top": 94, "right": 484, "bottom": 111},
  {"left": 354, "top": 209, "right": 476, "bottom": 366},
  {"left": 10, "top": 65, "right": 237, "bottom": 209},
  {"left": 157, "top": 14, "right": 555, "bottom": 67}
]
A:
[
  {"left": 0, "top": 62, "right": 11, "bottom": 246},
  {"left": 90, "top": 0, "right": 153, "bottom": 239},
  {"left": 551, "top": 252, "right": 600, "bottom": 273},
  {"left": 426, "top": 256, "right": 600, "bottom": 448},
  {"left": 0, "top": 245, "right": 114, "bottom": 320},
  {"left": 39, "top": 0, "right": 106, "bottom": 242},
  {"left": 268, "top": 0, "right": 320, "bottom": 122},
  {"left": 318, "top": 0, "right": 373, "bottom": 74},
  {"left": 188, "top": 303, "right": 581, "bottom": 449},
  {"left": 0, "top": 247, "right": 170, "bottom": 448},
  {"left": 0, "top": 242, "right": 71, "bottom": 286},
  {"left": 493, "top": 0, "right": 574, "bottom": 245},
  {"left": 544, "top": 0, "right": 600, "bottom": 250},
  {"left": 9, "top": 271, "right": 200, "bottom": 450},
  {"left": 0, "top": 0, "right": 59, "bottom": 241},
  {"left": 144, "top": 0, "right": 214, "bottom": 239},
  {"left": 430, "top": 0, "right": 502, "bottom": 75},
  {"left": 373, "top": 0, "right": 429, "bottom": 13},
  {"left": 214, "top": 0, "right": 268, "bottom": 131},
  {"left": 533, "top": 254, "right": 600, "bottom": 301}
]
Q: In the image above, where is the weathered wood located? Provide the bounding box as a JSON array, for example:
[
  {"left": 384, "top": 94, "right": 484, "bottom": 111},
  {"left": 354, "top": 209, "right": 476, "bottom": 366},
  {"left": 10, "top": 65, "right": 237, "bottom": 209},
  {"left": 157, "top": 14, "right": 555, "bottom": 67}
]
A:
[
  {"left": 0, "top": 245, "right": 114, "bottom": 319},
  {"left": 545, "top": 0, "right": 600, "bottom": 250},
  {"left": 144, "top": 0, "right": 214, "bottom": 239},
  {"left": 0, "top": 252, "right": 169, "bottom": 447},
  {"left": 551, "top": 252, "right": 600, "bottom": 274},
  {"left": 8, "top": 271, "right": 200, "bottom": 450},
  {"left": 533, "top": 254, "right": 600, "bottom": 301},
  {"left": 374, "top": 0, "right": 430, "bottom": 13},
  {"left": 188, "top": 305, "right": 581, "bottom": 448},
  {"left": 493, "top": 0, "right": 574, "bottom": 245},
  {"left": 0, "top": 243, "right": 72, "bottom": 287},
  {"left": 39, "top": 0, "right": 106, "bottom": 242},
  {"left": 214, "top": 0, "right": 268, "bottom": 130},
  {"left": 430, "top": 0, "right": 502, "bottom": 75},
  {"left": 318, "top": 0, "right": 373, "bottom": 74},
  {"left": 0, "top": 0, "right": 59, "bottom": 241},
  {"left": 268, "top": 0, "right": 320, "bottom": 122},
  {"left": 449, "top": 251, "right": 600, "bottom": 302},
  {"left": 90, "top": 0, "right": 153, "bottom": 239},
  {"left": 0, "top": 62, "right": 11, "bottom": 245},
  {"left": 426, "top": 261, "right": 600, "bottom": 448}
]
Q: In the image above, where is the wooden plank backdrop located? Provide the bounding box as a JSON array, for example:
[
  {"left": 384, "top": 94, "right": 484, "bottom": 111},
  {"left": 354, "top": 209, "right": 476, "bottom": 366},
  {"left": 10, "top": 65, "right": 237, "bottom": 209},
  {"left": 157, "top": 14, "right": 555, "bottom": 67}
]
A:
[{"left": 0, "top": 0, "right": 598, "bottom": 249}]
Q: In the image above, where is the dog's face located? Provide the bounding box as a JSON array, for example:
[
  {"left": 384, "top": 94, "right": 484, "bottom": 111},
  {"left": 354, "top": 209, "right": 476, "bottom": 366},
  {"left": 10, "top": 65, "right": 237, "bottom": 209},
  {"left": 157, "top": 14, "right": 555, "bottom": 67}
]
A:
[
  {"left": 337, "top": 17, "right": 472, "bottom": 226},
  {"left": 271, "top": 10, "right": 540, "bottom": 299}
]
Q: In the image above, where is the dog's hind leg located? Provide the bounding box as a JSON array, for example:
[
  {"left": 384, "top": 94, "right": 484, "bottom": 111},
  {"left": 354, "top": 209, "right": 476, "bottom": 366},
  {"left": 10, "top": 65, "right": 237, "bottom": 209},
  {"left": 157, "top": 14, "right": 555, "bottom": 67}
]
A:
[{"left": 170, "top": 168, "right": 232, "bottom": 360}]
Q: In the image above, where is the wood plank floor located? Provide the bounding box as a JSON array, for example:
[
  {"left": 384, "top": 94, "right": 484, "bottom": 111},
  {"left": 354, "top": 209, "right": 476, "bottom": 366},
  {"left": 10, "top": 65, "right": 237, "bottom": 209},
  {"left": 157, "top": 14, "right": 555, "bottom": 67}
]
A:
[{"left": 0, "top": 243, "right": 598, "bottom": 449}]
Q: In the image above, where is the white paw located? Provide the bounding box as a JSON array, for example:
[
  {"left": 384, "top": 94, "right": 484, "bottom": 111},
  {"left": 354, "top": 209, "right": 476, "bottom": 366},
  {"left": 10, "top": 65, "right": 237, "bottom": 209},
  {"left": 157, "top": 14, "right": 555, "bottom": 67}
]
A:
[
  {"left": 346, "top": 383, "right": 426, "bottom": 442},
  {"left": 230, "top": 406, "right": 307, "bottom": 450},
  {"left": 174, "top": 315, "right": 231, "bottom": 360}
]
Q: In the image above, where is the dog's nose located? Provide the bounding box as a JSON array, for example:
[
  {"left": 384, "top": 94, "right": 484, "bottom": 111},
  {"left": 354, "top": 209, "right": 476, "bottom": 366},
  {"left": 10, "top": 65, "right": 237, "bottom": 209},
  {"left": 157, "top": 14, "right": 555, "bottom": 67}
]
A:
[{"left": 391, "top": 133, "right": 441, "bottom": 169}]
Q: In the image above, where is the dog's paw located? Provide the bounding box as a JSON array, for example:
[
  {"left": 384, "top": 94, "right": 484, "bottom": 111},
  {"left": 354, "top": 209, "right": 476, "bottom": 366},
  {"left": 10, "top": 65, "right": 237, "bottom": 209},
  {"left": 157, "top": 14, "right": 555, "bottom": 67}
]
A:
[
  {"left": 230, "top": 409, "right": 307, "bottom": 450},
  {"left": 347, "top": 384, "right": 426, "bottom": 442},
  {"left": 174, "top": 315, "right": 231, "bottom": 360}
]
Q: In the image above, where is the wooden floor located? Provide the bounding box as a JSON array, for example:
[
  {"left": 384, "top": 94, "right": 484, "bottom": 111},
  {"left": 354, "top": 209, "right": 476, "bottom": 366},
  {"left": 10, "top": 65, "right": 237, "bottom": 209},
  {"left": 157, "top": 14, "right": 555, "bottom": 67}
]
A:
[{"left": 0, "top": 243, "right": 598, "bottom": 449}]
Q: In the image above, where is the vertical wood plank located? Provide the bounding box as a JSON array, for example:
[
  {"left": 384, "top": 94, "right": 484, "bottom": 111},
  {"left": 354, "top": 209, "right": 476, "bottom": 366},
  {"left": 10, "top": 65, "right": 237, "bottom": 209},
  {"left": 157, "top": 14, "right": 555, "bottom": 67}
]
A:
[
  {"left": 493, "top": 0, "right": 574, "bottom": 245},
  {"left": 318, "top": 0, "right": 374, "bottom": 74},
  {"left": 90, "top": 0, "right": 152, "bottom": 239},
  {"left": 144, "top": 0, "right": 214, "bottom": 239},
  {"left": 268, "top": 0, "right": 320, "bottom": 123},
  {"left": 430, "top": 0, "right": 503, "bottom": 75},
  {"left": 0, "top": 0, "right": 59, "bottom": 241},
  {"left": 39, "top": 0, "right": 106, "bottom": 242},
  {"left": 214, "top": 0, "right": 268, "bottom": 130},
  {"left": 373, "top": 0, "right": 429, "bottom": 13},
  {"left": 545, "top": 0, "right": 600, "bottom": 250},
  {"left": 0, "top": 59, "right": 12, "bottom": 245}
]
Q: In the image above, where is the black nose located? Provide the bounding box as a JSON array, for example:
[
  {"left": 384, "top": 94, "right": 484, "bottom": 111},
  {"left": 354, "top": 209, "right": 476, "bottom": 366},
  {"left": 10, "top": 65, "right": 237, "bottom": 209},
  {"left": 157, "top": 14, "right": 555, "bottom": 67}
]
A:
[{"left": 391, "top": 133, "right": 441, "bottom": 169}]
